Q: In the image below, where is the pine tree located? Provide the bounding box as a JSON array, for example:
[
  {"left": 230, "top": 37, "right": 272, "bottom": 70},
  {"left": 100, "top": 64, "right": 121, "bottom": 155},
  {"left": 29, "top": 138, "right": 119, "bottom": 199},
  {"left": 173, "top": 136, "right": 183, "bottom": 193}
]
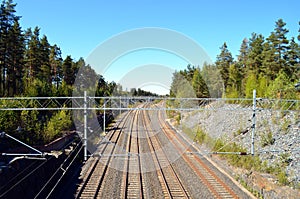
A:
[
  {"left": 238, "top": 38, "right": 249, "bottom": 69},
  {"left": 62, "top": 55, "right": 74, "bottom": 85},
  {"left": 7, "top": 19, "right": 24, "bottom": 95},
  {"left": 215, "top": 42, "right": 233, "bottom": 90},
  {"left": 286, "top": 37, "right": 300, "bottom": 81},
  {"left": 24, "top": 27, "right": 41, "bottom": 81},
  {"left": 201, "top": 63, "right": 223, "bottom": 98},
  {"left": 192, "top": 68, "right": 209, "bottom": 98},
  {"left": 50, "top": 44, "right": 63, "bottom": 90},
  {"left": 247, "top": 33, "right": 265, "bottom": 75},
  {"left": 262, "top": 40, "right": 278, "bottom": 80},
  {"left": 227, "top": 63, "right": 243, "bottom": 96},
  {"left": 170, "top": 71, "right": 193, "bottom": 98},
  {"left": 179, "top": 64, "right": 196, "bottom": 82},
  {"left": 39, "top": 35, "right": 51, "bottom": 84},
  {"left": 263, "top": 19, "right": 290, "bottom": 80},
  {"left": 0, "top": 0, "right": 20, "bottom": 96},
  {"left": 96, "top": 75, "right": 106, "bottom": 97}
]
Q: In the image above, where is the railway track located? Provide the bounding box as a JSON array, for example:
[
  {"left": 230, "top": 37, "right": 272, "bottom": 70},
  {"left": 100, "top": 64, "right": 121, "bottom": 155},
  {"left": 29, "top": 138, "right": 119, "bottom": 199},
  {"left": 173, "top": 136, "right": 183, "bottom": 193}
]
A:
[
  {"left": 76, "top": 111, "right": 132, "bottom": 198},
  {"left": 76, "top": 102, "right": 254, "bottom": 199},
  {"left": 141, "top": 107, "right": 190, "bottom": 198},
  {"left": 120, "top": 108, "right": 144, "bottom": 198},
  {"left": 156, "top": 104, "right": 242, "bottom": 199}
]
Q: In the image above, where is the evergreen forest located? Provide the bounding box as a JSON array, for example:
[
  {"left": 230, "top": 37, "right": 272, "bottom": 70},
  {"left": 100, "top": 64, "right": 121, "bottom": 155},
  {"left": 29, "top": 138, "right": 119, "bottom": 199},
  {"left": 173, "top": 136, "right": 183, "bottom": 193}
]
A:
[{"left": 170, "top": 19, "right": 300, "bottom": 100}]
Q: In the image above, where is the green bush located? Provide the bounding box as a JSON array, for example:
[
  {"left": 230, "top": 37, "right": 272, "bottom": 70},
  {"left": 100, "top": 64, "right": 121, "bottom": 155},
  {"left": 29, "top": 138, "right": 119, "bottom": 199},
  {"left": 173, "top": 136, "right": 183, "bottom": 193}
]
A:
[
  {"left": 277, "top": 171, "right": 289, "bottom": 185},
  {"left": 182, "top": 125, "right": 294, "bottom": 187},
  {"left": 195, "top": 128, "right": 206, "bottom": 144},
  {"left": 43, "top": 110, "right": 72, "bottom": 143}
]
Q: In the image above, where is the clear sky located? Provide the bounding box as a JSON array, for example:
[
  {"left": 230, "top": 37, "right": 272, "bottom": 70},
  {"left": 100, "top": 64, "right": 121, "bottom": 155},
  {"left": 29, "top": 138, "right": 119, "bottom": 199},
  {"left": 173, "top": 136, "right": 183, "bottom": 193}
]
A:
[{"left": 13, "top": 0, "right": 300, "bottom": 94}]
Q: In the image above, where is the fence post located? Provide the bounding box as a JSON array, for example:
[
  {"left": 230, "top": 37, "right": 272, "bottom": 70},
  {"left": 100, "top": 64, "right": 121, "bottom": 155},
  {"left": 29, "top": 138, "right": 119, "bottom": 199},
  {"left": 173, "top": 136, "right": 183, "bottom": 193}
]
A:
[{"left": 251, "top": 89, "right": 256, "bottom": 156}]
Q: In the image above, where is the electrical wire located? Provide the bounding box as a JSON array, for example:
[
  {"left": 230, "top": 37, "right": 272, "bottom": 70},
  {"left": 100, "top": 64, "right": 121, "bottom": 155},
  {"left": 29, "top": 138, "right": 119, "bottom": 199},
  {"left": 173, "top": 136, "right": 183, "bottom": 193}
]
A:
[
  {"left": 0, "top": 160, "right": 37, "bottom": 193},
  {"left": 0, "top": 135, "right": 79, "bottom": 198},
  {"left": 0, "top": 156, "right": 53, "bottom": 198},
  {"left": 45, "top": 145, "right": 83, "bottom": 199},
  {"left": 34, "top": 141, "right": 82, "bottom": 199}
]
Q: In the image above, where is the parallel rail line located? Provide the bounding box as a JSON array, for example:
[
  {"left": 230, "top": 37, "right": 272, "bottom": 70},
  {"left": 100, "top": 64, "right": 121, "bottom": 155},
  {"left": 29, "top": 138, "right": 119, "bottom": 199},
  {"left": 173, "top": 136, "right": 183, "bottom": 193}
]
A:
[
  {"left": 76, "top": 111, "right": 131, "bottom": 198},
  {"left": 157, "top": 105, "right": 240, "bottom": 199},
  {"left": 141, "top": 106, "right": 190, "bottom": 198},
  {"left": 76, "top": 102, "right": 251, "bottom": 198}
]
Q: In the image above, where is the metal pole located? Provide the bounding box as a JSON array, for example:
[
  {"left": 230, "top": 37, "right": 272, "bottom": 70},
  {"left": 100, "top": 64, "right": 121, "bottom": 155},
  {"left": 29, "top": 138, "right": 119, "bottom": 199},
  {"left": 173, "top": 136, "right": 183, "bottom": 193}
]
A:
[
  {"left": 180, "top": 100, "right": 182, "bottom": 126},
  {"left": 84, "top": 91, "right": 88, "bottom": 161},
  {"left": 103, "top": 99, "right": 106, "bottom": 134},
  {"left": 119, "top": 96, "right": 122, "bottom": 116},
  {"left": 251, "top": 89, "right": 256, "bottom": 156}
]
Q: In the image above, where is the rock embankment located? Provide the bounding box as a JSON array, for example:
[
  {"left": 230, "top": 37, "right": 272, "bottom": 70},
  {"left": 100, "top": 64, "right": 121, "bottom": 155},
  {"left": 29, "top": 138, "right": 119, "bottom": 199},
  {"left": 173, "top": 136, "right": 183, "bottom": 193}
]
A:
[{"left": 181, "top": 103, "right": 300, "bottom": 197}]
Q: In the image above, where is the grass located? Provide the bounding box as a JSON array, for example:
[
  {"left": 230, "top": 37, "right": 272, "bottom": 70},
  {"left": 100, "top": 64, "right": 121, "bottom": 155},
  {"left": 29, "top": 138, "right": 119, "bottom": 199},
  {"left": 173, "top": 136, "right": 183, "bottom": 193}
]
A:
[
  {"left": 281, "top": 118, "right": 291, "bottom": 134},
  {"left": 182, "top": 126, "right": 292, "bottom": 187},
  {"left": 261, "top": 132, "right": 275, "bottom": 147}
]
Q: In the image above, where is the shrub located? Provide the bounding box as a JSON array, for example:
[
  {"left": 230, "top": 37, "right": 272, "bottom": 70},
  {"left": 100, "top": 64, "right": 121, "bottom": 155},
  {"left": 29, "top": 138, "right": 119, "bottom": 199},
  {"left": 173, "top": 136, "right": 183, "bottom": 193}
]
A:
[
  {"left": 43, "top": 110, "right": 72, "bottom": 143},
  {"left": 277, "top": 171, "right": 289, "bottom": 185},
  {"left": 195, "top": 128, "right": 206, "bottom": 144}
]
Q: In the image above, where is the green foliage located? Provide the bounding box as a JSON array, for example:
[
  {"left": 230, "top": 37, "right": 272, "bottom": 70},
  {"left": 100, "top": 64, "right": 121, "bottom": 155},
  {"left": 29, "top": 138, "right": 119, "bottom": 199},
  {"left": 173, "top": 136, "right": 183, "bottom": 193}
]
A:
[
  {"left": 201, "top": 63, "right": 224, "bottom": 98},
  {"left": 228, "top": 63, "right": 243, "bottom": 95},
  {"left": 277, "top": 171, "right": 289, "bottom": 185},
  {"left": 0, "top": 101, "right": 20, "bottom": 133},
  {"left": 21, "top": 108, "right": 42, "bottom": 144},
  {"left": 211, "top": 138, "right": 267, "bottom": 171},
  {"left": 201, "top": 19, "right": 299, "bottom": 99},
  {"left": 170, "top": 70, "right": 196, "bottom": 98},
  {"left": 44, "top": 110, "right": 72, "bottom": 143},
  {"left": 261, "top": 132, "right": 275, "bottom": 147},
  {"left": 281, "top": 118, "right": 291, "bottom": 134},
  {"left": 192, "top": 68, "right": 209, "bottom": 98},
  {"left": 266, "top": 70, "right": 288, "bottom": 98},
  {"left": 216, "top": 42, "right": 234, "bottom": 89},
  {"left": 247, "top": 33, "right": 265, "bottom": 74},
  {"left": 257, "top": 74, "right": 268, "bottom": 98},
  {"left": 24, "top": 78, "right": 53, "bottom": 97},
  {"left": 181, "top": 123, "right": 292, "bottom": 186},
  {"left": 195, "top": 128, "right": 207, "bottom": 144},
  {"left": 245, "top": 72, "right": 257, "bottom": 98},
  {"left": 226, "top": 85, "right": 239, "bottom": 98}
]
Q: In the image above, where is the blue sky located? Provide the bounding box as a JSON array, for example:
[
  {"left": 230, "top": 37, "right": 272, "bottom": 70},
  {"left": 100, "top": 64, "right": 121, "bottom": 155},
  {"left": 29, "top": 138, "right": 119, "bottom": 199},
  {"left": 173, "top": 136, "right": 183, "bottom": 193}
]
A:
[{"left": 13, "top": 0, "right": 300, "bottom": 94}]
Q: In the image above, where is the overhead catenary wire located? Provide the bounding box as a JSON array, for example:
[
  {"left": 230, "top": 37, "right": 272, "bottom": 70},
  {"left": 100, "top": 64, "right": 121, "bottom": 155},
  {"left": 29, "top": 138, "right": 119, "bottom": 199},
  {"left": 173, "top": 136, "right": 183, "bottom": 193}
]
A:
[
  {"left": 34, "top": 141, "right": 83, "bottom": 199},
  {"left": 0, "top": 160, "right": 37, "bottom": 193},
  {"left": 0, "top": 156, "right": 53, "bottom": 198},
  {"left": 45, "top": 144, "right": 83, "bottom": 199},
  {"left": 0, "top": 135, "right": 80, "bottom": 198}
]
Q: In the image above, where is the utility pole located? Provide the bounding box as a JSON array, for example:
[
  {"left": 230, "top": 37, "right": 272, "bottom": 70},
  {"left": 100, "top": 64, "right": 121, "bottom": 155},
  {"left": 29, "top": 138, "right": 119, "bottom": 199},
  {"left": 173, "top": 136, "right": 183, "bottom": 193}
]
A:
[
  {"left": 84, "top": 91, "right": 88, "bottom": 161},
  {"left": 251, "top": 89, "right": 256, "bottom": 156}
]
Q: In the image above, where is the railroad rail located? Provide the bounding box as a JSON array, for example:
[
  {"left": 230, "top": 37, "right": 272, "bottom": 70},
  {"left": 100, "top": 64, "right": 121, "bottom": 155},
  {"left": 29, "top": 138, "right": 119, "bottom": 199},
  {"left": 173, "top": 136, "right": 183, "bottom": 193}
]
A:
[
  {"left": 141, "top": 106, "right": 190, "bottom": 198},
  {"left": 76, "top": 111, "right": 132, "bottom": 198},
  {"left": 75, "top": 102, "right": 254, "bottom": 198},
  {"left": 156, "top": 104, "right": 240, "bottom": 199}
]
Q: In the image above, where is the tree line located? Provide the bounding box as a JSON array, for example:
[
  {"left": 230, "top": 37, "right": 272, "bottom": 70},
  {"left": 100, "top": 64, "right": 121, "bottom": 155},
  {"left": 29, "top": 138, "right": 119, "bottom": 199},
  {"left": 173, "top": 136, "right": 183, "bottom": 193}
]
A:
[
  {"left": 0, "top": 0, "right": 119, "bottom": 145},
  {"left": 0, "top": 0, "right": 159, "bottom": 145},
  {"left": 0, "top": 0, "right": 89, "bottom": 97},
  {"left": 171, "top": 19, "right": 300, "bottom": 100}
]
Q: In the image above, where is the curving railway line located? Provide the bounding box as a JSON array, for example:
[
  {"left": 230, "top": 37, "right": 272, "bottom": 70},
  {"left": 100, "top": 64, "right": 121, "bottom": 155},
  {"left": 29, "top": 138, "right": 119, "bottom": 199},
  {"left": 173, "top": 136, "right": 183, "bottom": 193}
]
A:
[{"left": 75, "top": 102, "right": 255, "bottom": 199}]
